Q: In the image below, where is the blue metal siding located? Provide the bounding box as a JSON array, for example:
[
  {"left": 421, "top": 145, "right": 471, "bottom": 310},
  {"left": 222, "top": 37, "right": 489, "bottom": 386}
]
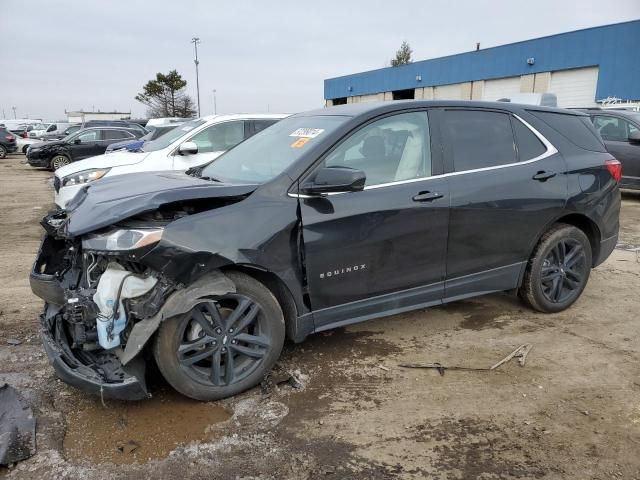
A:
[{"left": 324, "top": 20, "right": 640, "bottom": 102}]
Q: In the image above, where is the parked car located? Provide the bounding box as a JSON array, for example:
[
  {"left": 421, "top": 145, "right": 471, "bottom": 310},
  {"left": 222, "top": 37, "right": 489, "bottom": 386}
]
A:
[
  {"left": 0, "top": 127, "right": 18, "bottom": 158},
  {"left": 53, "top": 114, "right": 287, "bottom": 208},
  {"left": 40, "top": 124, "right": 82, "bottom": 141},
  {"left": 16, "top": 135, "right": 40, "bottom": 154},
  {"left": 29, "top": 122, "right": 74, "bottom": 138},
  {"left": 30, "top": 101, "right": 620, "bottom": 401},
  {"left": 27, "top": 127, "right": 143, "bottom": 170},
  {"left": 83, "top": 120, "right": 148, "bottom": 137},
  {"left": 578, "top": 108, "right": 640, "bottom": 190},
  {"left": 105, "top": 123, "right": 183, "bottom": 153}
]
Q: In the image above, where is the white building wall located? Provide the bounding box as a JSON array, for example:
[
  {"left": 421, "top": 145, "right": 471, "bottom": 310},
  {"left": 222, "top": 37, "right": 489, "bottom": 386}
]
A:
[{"left": 550, "top": 67, "right": 599, "bottom": 107}]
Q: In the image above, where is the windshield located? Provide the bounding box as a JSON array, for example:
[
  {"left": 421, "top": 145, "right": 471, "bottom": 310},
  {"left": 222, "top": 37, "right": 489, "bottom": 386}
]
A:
[
  {"left": 200, "top": 115, "right": 348, "bottom": 184},
  {"left": 627, "top": 113, "right": 640, "bottom": 124},
  {"left": 142, "top": 119, "right": 204, "bottom": 152}
]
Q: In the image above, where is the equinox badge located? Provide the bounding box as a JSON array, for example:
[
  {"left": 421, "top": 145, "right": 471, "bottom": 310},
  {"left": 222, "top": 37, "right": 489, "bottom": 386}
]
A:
[{"left": 319, "top": 264, "right": 366, "bottom": 279}]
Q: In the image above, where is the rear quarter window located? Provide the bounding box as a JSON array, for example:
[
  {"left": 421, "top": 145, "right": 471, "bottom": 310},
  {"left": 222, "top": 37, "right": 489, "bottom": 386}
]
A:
[
  {"left": 528, "top": 111, "right": 606, "bottom": 152},
  {"left": 511, "top": 117, "right": 547, "bottom": 160}
]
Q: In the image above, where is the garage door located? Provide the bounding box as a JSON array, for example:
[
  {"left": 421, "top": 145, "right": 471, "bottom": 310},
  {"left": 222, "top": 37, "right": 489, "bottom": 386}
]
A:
[
  {"left": 434, "top": 83, "right": 464, "bottom": 100},
  {"left": 550, "top": 67, "right": 599, "bottom": 108},
  {"left": 482, "top": 76, "right": 521, "bottom": 101}
]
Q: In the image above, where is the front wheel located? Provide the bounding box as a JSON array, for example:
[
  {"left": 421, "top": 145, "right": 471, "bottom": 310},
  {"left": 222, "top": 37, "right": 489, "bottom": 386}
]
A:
[
  {"left": 520, "top": 224, "right": 592, "bottom": 313},
  {"left": 50, "top": 154, "right": 70, "bottom": 170},
  {"left": 154, "top": 271, "right": 285, "bottom": 401}
]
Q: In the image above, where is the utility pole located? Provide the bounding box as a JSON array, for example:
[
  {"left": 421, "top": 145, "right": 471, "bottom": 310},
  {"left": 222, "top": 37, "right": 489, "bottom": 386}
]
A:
[
  {"left": 12, "top": 106, "right": 17, "bottom": 119},
  {"left": 191, "top": 37, "right": 201, "bottom": 117},
  {"left": 212, "top": 89, "right": 217, "bottom": 115}
]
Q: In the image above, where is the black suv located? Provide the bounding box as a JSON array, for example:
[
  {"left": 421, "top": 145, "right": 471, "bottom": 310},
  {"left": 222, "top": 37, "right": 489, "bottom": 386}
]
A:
[
  {"left": 0, "top": 127, "right": 18, "bottom": 158},
  {"left": 578, "top": 108, "right": 640, "bottom": 190},
  {"left": 26, "top": 126, "right": 143, "bottom": 170},
  {"left": 30, "top": 101, "right": 620, "bottom": 401}
]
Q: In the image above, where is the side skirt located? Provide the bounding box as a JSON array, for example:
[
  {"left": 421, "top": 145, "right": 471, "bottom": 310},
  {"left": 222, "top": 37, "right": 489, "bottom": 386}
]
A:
[{"left": 294, "top": 262, "right": 525, "bottom": 336}]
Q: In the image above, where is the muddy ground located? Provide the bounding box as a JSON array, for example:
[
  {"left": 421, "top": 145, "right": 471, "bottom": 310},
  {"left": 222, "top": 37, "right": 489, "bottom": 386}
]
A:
[{"left": 0, "top": 154, "right": 639, "bottom": 479}]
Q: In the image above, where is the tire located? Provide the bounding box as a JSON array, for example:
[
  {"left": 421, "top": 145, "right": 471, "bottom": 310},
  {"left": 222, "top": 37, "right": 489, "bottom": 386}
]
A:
[
  {"left": 50, "top": 154, "right": 70, "bottom": 170},
  {"left": 520, "top": 223, "right": 592, "bottom": 313},
  {"left": 0, "top": 145, "right": 6, "bottom": 159},
  {"left": 22, "top": 145, "right": 29, "bottom": 154},
  {"left": 154, "top": 271, "right": 285, "bottom": 401}
]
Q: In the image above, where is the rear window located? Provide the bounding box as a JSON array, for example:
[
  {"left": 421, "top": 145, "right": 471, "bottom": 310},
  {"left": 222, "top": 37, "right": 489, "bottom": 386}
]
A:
[
  {"left": 529, "top": 111, "right": 606, "bottom": 152},
  {"left": 511, "top": 117, "right": 547, "bottom": 160},
  {"left": 443, "top": 110, "right": 517, "bottom": 172}
]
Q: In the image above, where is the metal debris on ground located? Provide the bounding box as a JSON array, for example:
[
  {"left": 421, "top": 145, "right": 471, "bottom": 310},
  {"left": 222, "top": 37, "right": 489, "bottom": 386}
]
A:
[
  {"left": 6, "top": 339, "right": 22, "bottom": 346},
  {"left": 0, "top": 384, "right": 36, "bottom": 465},
  {"left": 261, "top": 370, "right": 303, "bottom": 396},
  {"left": 398, "top": 344, "right": 533, "bottom": 376}
]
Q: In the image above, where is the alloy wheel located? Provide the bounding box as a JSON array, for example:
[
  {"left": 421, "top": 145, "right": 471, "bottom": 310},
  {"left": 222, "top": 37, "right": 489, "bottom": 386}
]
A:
[
  {"left": 177, "top": 296, "right": 271, "bottom": 387},
  {"left": 540, "top": 238, "right": 587, "bottom": 303},
  {"left": 51, "top": 155, "right": 70, "bottom": 169}
]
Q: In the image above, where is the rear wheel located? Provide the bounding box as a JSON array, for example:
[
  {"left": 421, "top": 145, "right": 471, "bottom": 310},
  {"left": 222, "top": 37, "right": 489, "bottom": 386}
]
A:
[
  {"left": 154, "top": 272, "right": 285, "bottom": 401},
  {"left": 22, "top": 145, "right": 29, "bottom": 154},
  {"left": 50, "top": 154, "right": 70, "bottom": 170},
  {"left": 520, "top": 224, "right": 592, "bottom": 313},
  {"left": 0, "top": 145, "right": 6, "bottom": 159}
]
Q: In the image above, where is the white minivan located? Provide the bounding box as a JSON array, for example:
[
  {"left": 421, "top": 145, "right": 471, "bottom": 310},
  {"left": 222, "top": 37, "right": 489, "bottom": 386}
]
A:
[{"left": 53, "top": 113, "right": 288, "bottom": 208}]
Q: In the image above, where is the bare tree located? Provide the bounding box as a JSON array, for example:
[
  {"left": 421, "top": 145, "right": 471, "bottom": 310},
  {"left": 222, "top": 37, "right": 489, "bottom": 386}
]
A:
[
  {"left": 135, "top": 70, "right": 197, "bottom": 118},
  {"left": 391, "top": 41, "right": 413, "bottom": 67}
]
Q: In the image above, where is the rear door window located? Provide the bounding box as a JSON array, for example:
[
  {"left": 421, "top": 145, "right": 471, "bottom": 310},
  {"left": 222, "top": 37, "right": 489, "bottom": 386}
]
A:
[
  {"left": 443, "top": 110, "right": 516, "bottom": 172},
  {"left": 511, "top": 117, "right": 547, "bottom": 160},
  {"left": 249, "top": 120, "right": 278, "bottom": 138},
  {"left": 103, "top": 130, "right": 131, "bottom": 140}
]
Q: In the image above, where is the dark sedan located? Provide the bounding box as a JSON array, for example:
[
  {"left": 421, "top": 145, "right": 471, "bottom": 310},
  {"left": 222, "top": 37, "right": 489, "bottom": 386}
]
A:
[
  {"left": 27, "top": 127, "right": 144, "bottom": 170},
  {"left": 0, "top": 127, "right": 18, "bottom": 158}
]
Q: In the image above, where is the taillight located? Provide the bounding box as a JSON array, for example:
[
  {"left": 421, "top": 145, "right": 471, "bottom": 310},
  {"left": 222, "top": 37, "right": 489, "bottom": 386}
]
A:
[
  {"left": 605, "top": 158, "right": 622, "bottom": 183},
  {"left": 5, "top": 134, "right": 14, "bottom": 141}
]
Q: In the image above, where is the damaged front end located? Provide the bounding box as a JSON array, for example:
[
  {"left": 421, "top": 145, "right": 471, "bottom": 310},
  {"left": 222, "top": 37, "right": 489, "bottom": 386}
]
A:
[{"left": 31, "top": 207, "right": 188, "bottom": 400}]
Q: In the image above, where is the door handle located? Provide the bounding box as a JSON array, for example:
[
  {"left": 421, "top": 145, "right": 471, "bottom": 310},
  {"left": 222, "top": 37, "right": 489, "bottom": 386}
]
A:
[
  {"left": 412, "top": 191, "right": 444, "bottom": 202},
  {"left": 532, "top": 171, "right": 556, "bottom": 182}
]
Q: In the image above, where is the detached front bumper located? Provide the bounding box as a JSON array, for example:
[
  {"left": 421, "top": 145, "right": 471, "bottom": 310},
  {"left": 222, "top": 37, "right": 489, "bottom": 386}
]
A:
[
  {"left": 32, "top": 237, "right": 150, "bottom": 401},
  {"left": 40, "top": 307, "right": 149, "bottom": 401}
]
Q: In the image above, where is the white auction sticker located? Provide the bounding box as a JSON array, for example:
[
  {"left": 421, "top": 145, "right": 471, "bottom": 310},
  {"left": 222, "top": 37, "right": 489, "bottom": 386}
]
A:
[{"left": 289, "top": 128, "right": 324, "bottom": 138}]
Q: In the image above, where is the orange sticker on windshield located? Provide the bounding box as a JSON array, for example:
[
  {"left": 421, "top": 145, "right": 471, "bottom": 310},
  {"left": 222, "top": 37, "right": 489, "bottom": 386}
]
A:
[{"left": 291, "top": 137, "right": 310, "bottom": 148}]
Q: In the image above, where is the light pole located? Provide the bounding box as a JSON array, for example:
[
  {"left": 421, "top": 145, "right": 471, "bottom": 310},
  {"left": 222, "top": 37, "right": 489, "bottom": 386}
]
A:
[
  {"left": 212, "top": 89, "right": 217, "bottom": 115},
  {"left": 191, "top": 37, "right": 201, "bottom": 117},
  {"left": 11, "top": 107, "right": 16, "bottom": 119}
]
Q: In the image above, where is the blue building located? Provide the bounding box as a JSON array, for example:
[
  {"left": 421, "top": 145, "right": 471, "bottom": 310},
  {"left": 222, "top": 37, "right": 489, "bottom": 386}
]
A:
[{"left": 324, "top": 20, "right": 640, "bottom": 108}]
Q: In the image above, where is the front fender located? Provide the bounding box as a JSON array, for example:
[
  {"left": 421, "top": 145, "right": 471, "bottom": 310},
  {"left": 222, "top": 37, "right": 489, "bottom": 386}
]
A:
[{"left": 121, "top": 270, "right": 235, "bottom": 365}]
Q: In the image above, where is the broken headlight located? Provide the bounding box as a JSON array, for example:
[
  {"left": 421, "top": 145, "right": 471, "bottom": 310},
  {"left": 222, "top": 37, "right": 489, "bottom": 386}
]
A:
[
  {"left": 82, "top": 228, "right": 163, "bottom": 252},
  {"left": 61, "top": 168, "right": 111, "bottom": 187}
]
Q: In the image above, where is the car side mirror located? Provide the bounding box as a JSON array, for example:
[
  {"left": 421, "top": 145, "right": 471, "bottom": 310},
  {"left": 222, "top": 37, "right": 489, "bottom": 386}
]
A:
[
  {"left": 178, "top": 141, "right": 198, "bottom": 155},
  {"left": 629, "top": 131, "right": 640, "bottom": 144},
  {"left": 301, "top": 167, "right": 366, "bottom": 195},
  {"left": 73, "top": 138, "right": 81, "bottom": 144}
]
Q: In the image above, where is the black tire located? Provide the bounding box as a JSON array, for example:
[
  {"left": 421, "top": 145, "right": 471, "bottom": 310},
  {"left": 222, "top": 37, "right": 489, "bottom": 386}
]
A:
[
  {"left": 153, "top": 271, "right": 285, "bottom": 401},
  {"left": 50, "top": 154, "right": 70, "bottom": 170},
  {"left": 0, "top": 145, "right": 6, "bottom": 159},
  {"left": 22, "top": 145, "right": 29, "bottom": 154},
  {"left": 520, "top": 223, "right": 592, "bottom": 313}
]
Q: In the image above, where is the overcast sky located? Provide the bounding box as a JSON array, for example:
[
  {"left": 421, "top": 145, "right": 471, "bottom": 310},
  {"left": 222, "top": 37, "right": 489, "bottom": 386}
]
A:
[{"left": 1, "top": 0, "right": 638, "bottom": 120}]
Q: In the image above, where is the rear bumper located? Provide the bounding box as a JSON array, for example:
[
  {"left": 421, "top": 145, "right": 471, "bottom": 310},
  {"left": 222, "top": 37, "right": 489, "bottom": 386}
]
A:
[
  {"left": 3, "top": 143, "right": 17, "bottom": 153},
  {"left": 594, "top": 233, "right": 618, "bottom": 267}
]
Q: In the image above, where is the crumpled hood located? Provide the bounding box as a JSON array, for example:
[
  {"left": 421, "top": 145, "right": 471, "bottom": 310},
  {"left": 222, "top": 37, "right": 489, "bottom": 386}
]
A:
[
  {"left": 60, "top": 171, "right": 258, "bottom": 237},
  {"left": 55, "top": 150, "right": 151, "bottom": 178}
]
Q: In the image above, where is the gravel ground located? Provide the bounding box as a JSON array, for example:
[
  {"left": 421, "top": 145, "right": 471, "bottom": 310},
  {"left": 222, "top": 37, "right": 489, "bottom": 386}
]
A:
[{"left": 1, "top": 154, "right": 639, "bottom": 479}]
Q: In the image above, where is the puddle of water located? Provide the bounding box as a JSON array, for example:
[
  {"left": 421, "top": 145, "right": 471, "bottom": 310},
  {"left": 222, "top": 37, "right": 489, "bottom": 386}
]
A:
[{"left": 63, "top": 390, "right": 231, "bottom": 465}]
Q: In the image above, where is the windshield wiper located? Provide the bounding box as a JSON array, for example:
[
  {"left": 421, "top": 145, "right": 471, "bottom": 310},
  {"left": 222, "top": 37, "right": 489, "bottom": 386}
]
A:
[
  {"left": 201, "top": 176, "right": 223, "bottom": 183},
  {"left": 186, "top": 166, "right": 203, "bottom": 177}
]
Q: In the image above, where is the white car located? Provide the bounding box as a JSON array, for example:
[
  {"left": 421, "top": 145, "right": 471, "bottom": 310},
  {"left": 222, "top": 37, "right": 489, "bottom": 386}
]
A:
[
  {"left": 53, "top": 113, "right": 288, "bottom": 208},
  {"left": 16, "top": 135, "right": 40, "bottom": 154}
]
